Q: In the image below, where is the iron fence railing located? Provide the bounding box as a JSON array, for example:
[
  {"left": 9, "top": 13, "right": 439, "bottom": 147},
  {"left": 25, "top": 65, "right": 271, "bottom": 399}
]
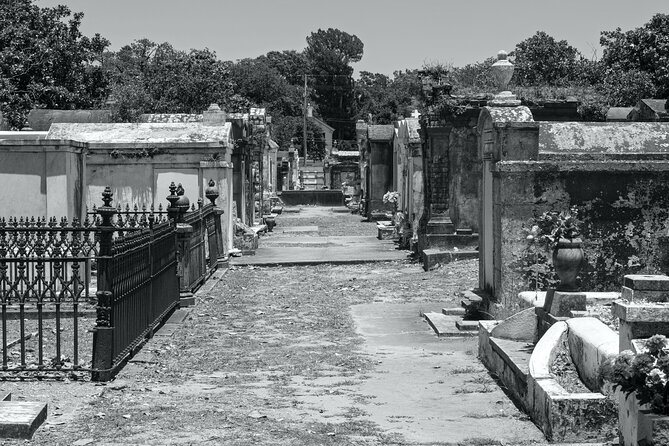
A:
[
  {"left": 0, "top": 216, "right": 98, "bottom": 373},
  {"left": 0, "top": 180, "right": 226, "bottom": 381}
]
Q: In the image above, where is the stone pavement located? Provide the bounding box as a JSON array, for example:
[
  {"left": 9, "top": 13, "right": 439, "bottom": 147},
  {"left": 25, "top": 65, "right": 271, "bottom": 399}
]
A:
[
  {"left": 231, "top": 235, "right": 407, "bottom": 266},
  {"left": 231, "top": 206, "right": 409, "bottom": 266},
  {"left": 351, "top": 301, "right": 547, "bottom": 445}
]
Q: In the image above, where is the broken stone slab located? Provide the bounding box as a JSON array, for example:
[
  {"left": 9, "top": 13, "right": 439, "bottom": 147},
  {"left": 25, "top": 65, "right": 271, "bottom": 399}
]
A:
[{"left": 0, "top": 401, "right": 47, "bottom": 439}]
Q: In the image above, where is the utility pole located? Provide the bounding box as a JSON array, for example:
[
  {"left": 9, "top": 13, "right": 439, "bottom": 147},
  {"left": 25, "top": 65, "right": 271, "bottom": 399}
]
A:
[{"left": 303, "top": 74, "right": 308, "bottom": 171}]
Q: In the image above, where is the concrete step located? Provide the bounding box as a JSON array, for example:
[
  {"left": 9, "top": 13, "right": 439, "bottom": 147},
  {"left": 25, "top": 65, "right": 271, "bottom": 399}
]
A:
[
  {"left": 425, "top": 233, "right": 479, "bottom": 249},
  {"left": 442, "top": 307, "right": 466, "bottom": 316},
  {"left": 422, "top": 312, "right": 477, "bottom": 337},
  {"left": 455, "top": 320, "right": 480, "bottom": 331},
  {"left": 426, "top": 220, "right": 455, "bottom": 235},
  {"left": 422, "top": 249, "right": 478, "bottom": 271}
]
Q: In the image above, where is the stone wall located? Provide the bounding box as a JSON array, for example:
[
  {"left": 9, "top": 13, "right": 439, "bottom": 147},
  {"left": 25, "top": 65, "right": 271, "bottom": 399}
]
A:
[
  {"left": 497, "top": 166, "right": 669, "bottom": 317},
  {"left": 0, "top": 140, "right": 85, "bottom": 220},
  {"left": 482, "top": 113, "right": 669, "bottom": 318}
]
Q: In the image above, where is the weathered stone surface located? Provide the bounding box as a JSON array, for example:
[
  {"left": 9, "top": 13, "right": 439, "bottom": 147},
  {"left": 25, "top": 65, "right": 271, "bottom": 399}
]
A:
[
  {"left": 0, "top": 401, "right": 47, "bottom": 439},
  {"left": 566, "top": 317, "right": 618, "bottom": 393},
  {"left": 490, "top": 307, "right": 536, "bottom": 341},
  {"left": 46, "top": 122, "right": 233, "bottom": 145},
  {"left": 543, "top": 290, "right": 586, "bottom": 317},
  {"left": 612, "top": 301, "right": 669, "bottom": 322},
  {"left": 624, "top": 274, "right": 669, "bottom": 291},
  {"left": 621, "top": 286, "right": 669, "bottom": 302},
  {"left": 539, "top": 122, "right": 669, "bottom": 154}
]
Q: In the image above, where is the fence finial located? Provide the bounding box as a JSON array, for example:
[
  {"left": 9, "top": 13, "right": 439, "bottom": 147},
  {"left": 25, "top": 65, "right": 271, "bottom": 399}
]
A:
[{"left": 205, "top": 179, "right": 219, "bottom": 206}]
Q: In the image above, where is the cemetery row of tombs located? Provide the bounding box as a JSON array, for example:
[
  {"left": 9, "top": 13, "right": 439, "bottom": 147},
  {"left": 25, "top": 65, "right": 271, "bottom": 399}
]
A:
[
  {"left": 355, "top": 61, "right": 669, "bottom": 442},
  {"left": 445, "top": 100, "right": 669, "bottom": 443},
  {"left": 339, "top": 84, "right": 669, "bottom": 443}
]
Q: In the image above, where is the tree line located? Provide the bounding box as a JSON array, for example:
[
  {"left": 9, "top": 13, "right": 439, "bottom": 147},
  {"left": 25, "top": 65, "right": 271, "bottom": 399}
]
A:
[{"left": 1, "top": 0, "right": 668, "bottom": 154}]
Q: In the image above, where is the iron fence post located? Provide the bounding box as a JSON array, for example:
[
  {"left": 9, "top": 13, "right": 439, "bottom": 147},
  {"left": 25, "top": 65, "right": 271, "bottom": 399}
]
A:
[
  {"left": 92, "top": 186, "right": 116, "bottom": 382},
  {"left": 167, "top": 183, "right": 195, "bottom": 307},
  {"left": 205, "top": 179, "right": 226, "bottom": 265}
]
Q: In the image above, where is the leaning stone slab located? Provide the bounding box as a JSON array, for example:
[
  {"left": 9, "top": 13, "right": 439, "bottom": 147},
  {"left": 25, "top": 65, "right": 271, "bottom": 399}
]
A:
[
  {"left": 490, "top": 307, "right": 537, "bottom": 341},
  {"left": 0, "top": 401, "right": 47, "bottom": 439}
]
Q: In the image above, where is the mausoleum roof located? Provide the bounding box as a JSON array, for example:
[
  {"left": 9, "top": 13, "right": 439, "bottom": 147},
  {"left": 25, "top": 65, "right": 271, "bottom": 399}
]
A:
[
  {"left": 45, "top": 122, "right": 233, "bottom": 145},
  {"left": 606, "top": 107, "right": 634, "bottom": 122}
]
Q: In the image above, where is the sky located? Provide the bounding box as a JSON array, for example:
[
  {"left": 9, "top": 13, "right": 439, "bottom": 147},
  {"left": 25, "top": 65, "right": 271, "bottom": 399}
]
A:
[{"left": 37, "top": 0, "right": 669, "bottom": 76}]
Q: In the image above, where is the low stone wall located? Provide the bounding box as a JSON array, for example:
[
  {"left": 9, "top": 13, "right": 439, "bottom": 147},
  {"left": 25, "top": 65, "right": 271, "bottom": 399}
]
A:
[
  {"left": 566, "top": 317, "right": 618, "bottom": 392},
  {"left": 278, "top": 190, "right": 344, "bottom": 206}
]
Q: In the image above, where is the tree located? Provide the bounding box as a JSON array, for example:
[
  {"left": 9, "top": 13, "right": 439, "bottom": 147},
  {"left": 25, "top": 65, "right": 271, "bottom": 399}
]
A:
[
  {"left": 227, "top": 57, "right": 302, "bottom": 118},
  {"left": 512, "top": 31, "right": 583, "bottom": 86},
  {"left": 600, "top": 13, "right": 669, "bottom": 98},
  {"left": 106, "top": 40, "right": 236, "bottom": 121},
  {"left": 0, "top": 0, "right": 110, "bottom": 129},
  {"left": 354, "top": 70, "right": 421, "bottom": 124},
  {"left": 304, "top": 29, "right": 364, "bottom": 140},
  {"left": 271, "top": 115, "right": 326, "bottom": 160},
  {"left": 263, "top": 50, "right": 310, "bottom": 85}
]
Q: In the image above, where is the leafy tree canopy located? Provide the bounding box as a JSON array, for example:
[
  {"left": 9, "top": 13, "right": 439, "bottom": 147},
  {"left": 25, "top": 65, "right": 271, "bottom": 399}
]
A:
[
  {"left": 512, "top": 31, "right": 584, "bottom": 86},
  {"left": 0, "top": 0, "right": 109, "bottom": 129},
  {"left": 304, "top": 28, "right": 364, "bottom": 140},
  {"left": 600, "top": 13, "right": 669, "bottom": 97},
  {"left": 105, "top": 39, "right": 236, "bottom": 121}
]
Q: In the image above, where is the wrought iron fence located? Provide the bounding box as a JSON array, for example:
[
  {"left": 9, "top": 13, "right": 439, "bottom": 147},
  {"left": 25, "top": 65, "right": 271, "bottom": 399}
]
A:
[
  {"left": 0, "top": 216, "right": 99, "bottom": 374},
  {"left": 168, "top": 180, "right": 225, "bottom": 294},
  {"left": 92, "top": 188, "right": 179, "bottom": 380},
  {"left": 0, "top": 180, "right": 226, "bottom": 380}
]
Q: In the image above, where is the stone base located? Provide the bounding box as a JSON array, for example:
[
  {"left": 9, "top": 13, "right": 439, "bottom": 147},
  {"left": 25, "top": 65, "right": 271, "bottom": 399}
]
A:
[
  {"left": 377, "top": 224, "right": 396, "bottom": 240},
  {"left": 179, "top": 292, "right": 195, "bottom": 307},
  {"left": 543, "top": 289, "right": 586, "bottom": 317}
]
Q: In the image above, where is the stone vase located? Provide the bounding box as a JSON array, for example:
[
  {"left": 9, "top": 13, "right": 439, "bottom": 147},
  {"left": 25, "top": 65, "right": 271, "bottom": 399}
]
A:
[{"left": 552, "top": 238, "right": 584, "bottom": 291}]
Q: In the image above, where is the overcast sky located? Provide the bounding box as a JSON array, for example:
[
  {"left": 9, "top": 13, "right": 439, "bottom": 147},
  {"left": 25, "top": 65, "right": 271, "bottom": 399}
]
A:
[{"left": 37, "top": 0, "right": 669, "bottom": 76}]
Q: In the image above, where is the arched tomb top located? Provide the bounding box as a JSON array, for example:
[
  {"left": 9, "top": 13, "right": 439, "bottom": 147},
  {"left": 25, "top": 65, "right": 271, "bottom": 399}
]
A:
[{"left": 477, "top": 105, "right": 535, "bottom": 138}]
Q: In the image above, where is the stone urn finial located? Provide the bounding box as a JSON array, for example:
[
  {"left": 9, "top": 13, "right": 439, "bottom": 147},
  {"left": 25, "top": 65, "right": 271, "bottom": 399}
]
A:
[
  {"left": 491, "top": 50, "right": 514, "bottom": 92},
  {"left": 489, "top": 50, "right": 521, "bottom": 107}
]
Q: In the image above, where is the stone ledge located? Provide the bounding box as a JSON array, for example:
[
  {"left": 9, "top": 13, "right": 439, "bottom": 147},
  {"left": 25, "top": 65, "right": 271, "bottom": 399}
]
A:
[
  {"left": 612, "top": 301, "right": 669, "bottom": 322},
  {"left": 624, "top": 274, "right": 669, "bottom": 291}
]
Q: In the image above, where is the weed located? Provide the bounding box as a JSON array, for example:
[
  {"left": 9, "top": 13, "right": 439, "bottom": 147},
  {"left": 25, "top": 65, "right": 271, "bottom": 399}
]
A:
[{"left": 450, "top": 366, "right": 481, "bottom": 374}]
